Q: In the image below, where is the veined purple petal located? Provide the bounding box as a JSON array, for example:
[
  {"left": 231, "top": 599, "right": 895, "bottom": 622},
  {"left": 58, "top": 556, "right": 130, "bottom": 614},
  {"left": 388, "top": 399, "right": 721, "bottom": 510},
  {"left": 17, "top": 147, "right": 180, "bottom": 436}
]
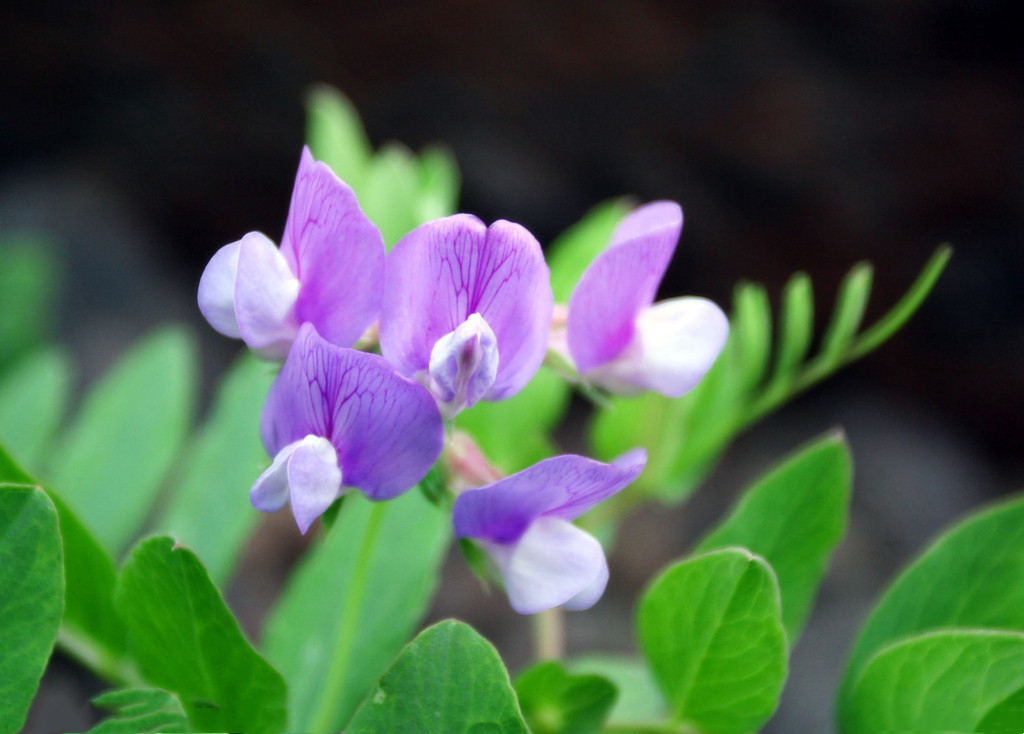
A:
[
  {"left": 260, "top": 323, "right": 443, "bottom": 501},
  {"left": 197, "top": 240, "right": 242, "bottom": 338},
  {"left": 584, "top": 296, "right": 729, "bottom": 397},
  {"left": 452, "top": 449, "right": 646, "bottom": 544},
  {"left": 428, "top": 313, "right": 499, "bottom": 419},
  {"left": 234, "top": 231, "right": 301, "bottom": 360},
  {"left": 567, "top": 201, "right": 682, "bottom": 373},
  {"left": 280, "top": 146, "right": 385, "bottom": 348},
  {"left": 485, "top": 516, "right": 608, "bottom": 614},
  {"left": 380, "top": 214, "right": 552, "bottom": 401}
]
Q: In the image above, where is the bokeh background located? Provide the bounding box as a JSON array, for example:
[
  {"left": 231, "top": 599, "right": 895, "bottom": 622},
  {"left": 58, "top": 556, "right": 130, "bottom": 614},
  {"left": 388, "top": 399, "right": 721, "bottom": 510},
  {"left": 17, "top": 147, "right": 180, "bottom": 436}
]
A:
[{"left": 3, "top": 1, "right": 1022, "bottom": 731}]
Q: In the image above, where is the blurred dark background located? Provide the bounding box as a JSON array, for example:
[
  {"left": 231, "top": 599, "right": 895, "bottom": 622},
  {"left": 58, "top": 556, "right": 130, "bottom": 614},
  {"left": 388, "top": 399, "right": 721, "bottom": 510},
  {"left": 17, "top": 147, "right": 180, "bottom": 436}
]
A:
[{"left": 3, "top": 1, "right": 1022, "bottom": 731}]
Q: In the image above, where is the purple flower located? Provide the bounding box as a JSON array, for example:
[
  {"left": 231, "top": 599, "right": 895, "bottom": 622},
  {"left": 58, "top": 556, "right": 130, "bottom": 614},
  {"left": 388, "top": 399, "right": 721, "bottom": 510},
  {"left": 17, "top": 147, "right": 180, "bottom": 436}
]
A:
[
  {"left": 198, "top": 147, "right": 385, "bottom": 359},
  {"left": 251, "top": 323, "right": 443, "bottom": 533},
  {"left": 452, "top": 449, "right": 646, "bottom": 614},
  {"left": 565, "top": 201, "right": 729, "bottom": 397},
  {"left": 379, "top": 214, "right": 553, "bottom": 418}
]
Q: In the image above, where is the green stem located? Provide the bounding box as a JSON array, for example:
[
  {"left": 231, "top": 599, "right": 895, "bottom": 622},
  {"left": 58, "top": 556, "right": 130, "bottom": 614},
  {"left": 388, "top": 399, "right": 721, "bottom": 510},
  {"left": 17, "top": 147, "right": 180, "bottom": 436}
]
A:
[
  {"left": 57, "top": 626, "right": 143, "bottom": 688},
  {"left": 307, "top": 501, "right": 387, "bottom": 733}
]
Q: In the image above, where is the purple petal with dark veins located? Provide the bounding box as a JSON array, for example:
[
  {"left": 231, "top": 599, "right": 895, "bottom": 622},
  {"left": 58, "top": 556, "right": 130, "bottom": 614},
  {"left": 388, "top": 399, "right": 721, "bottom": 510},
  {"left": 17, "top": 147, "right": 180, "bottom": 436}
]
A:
[
  {"left": 452, "top": 449, "right": 646, "bottom": 544},
  {"left": 567, "top": 201, "right": 682, "bottom": 373},
  {"left": 260, "top": 323, "right": 444, "bottom": 500},
  {"left": 279, "top": 146, "right": 385, "bottom": 348},
  {"left": 380, "top": 214, "right": 552, "bottom": 400}
]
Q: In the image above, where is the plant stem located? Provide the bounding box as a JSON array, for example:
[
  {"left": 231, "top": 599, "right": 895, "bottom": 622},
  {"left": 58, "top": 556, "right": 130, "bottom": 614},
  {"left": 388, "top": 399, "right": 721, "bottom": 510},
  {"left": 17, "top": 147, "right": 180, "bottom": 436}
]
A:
[{"left": 532, "top": 607, "right": 565, "bottom": 661}]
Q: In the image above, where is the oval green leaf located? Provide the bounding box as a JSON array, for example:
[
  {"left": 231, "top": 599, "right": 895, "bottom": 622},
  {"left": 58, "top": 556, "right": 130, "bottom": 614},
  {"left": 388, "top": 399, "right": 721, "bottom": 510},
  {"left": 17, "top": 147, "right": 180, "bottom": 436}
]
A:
[
  {"left": 0, "top": 346, "right": 73, "bottom": 472},
  {"left": 514, "top": 660, "right": 616, "bottom": 734},
  {"left": 347, "top": 619, "right": 528, "bottom": 734},
  {"left": 637, "top": 548, "right": 788, "bottom": 734}
]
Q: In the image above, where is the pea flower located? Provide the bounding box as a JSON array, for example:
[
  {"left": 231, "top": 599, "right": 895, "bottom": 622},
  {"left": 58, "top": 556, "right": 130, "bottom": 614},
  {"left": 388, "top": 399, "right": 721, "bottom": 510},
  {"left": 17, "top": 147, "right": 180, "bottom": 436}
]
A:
[
  {"left": 379, "top": 214, "right": 553, "bottom": 419},
  {"left": 452, "top": 449, "right": 646, "bottom": 614},
  {"left": 251, "top": 323, "right": 443, "bottom": 533},
  {"left": 198, "top": 146, "right": 385, "bottom": 359},
  {"left": 564, "top": 201, "right": 729, "bottom": 397}
]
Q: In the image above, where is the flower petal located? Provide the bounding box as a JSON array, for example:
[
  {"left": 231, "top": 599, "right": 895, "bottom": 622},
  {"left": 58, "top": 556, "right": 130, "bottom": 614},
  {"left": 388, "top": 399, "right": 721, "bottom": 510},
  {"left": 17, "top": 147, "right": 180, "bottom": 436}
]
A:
[
  {"left": 287, "top": 436, "right": 343, "bottom": 534},
  {"left": 249, "top": 438, "right": 297, "bottom": 513},
  {"left": 486, "top": 516, "right": 608, "bottom": 614},
  {"left": 584, "top": 296, "right": 729, "bottom": 397},
  {"left": 428, "top": 313, "right": 499, "bottom": 419},
  {"left": 279, "top": 146, "right": 385, "bottom": 348},
  {"left": 567, "top": 201, "right": 682, "bottom": 373},
  {"left": 197, "top": 240, "right": 242, "bottom": 338},
  {"left": 234, "top": 231, "right": 300, "bottom": 359},
  {"left": 260, "top": 323, "right": 444, "bottom": 501},
  {"left": 380, "top": 215, "right": 552, "bottom": 400},
  {"left": 452, "top": 449, "right": 646, "bottom": 544}
]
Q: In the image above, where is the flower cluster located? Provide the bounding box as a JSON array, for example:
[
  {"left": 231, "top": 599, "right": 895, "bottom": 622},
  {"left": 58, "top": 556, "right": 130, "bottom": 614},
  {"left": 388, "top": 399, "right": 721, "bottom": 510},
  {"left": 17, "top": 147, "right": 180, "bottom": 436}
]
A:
[{"left": 198, "top": 148, "right": 728, "bottom": 613}]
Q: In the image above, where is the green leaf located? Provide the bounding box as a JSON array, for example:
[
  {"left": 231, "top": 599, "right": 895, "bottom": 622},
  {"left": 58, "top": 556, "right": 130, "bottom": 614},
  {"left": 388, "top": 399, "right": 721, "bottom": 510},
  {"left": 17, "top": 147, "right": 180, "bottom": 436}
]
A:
[
  {"left": 514, "top": 660, "right": 616, "bottom": 734},
  {"left": 87, "top": 688, "right": 188, "bottom": 733},
  {"left": 0, "top": 234, "right": 59, "bottom": 367},
  {"left": 115, "top": 536, "right": 286, "bottom": 734},
  {"left": 546, "top": 199, "right": 631, "bottom": 303},
  {"left": 360, "top": 143, "right": 421, "bottom": 249},
  {"left": 347, "top": 619, "right": 528, "bottom": 734},
  {"left": 305, "top": 83, "right": 373, "bottom": 190},
  {"left": 0, "top": 443, "right": 127, "bottom": 685},
  {"left": 838, "top": 493, "right": 1024, "bottom": 720},
  {"left": 156, "top": 353, "right": 273, "bottom": 584},
  {"left": 819, "top": 262, "right": 873, "bottom": 362},
  {"left": 843, "top": 629, "right": 1024, "bottom": 734},
  {"left": 415, "top": 144, "right": 461, "bottom": 222},
  {"left": 732, "top": 281, "right": 773, "bottom": 393},
  {"left": 263, "top": 490, "right": 450, "bottom": 732},
  {"left": 567, "top": 655, "right": 666, "bottom": 727},
  {"left": 637, "top": 548, "right": 787, "bottom": 734},
  {"left": 457, "top": 367, "right": 570, "bottom": 474},
  {"left": 49, "top": 326, "right": 196, "bottom": 555},
  {"left": 0, "top": 484, "right": 63, "bottom": 734},
  {"left": 0, "top": 346, "right": 73, "bottom": 472},
  {"left": 695, "top": 431, "right": 851, "bottom": 640},
  {"left": 769, "top": 271, "right": 813, "bottom": 386}
]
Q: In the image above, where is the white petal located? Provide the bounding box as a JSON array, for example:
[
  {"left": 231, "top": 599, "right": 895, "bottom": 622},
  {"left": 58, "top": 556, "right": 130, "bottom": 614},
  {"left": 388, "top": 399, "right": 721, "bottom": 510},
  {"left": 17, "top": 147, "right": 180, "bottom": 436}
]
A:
[
  {"left": 249, "top": 435, "right": 342, "bottom": 534},
  {"left": 249, "top": 437, "right": 302, "bottom": 512},
  {"left": 585, "top": 297, "right": 728, "bottom": 397},
  {"left": 234, "top": 231, "right": 301, "bottom": 360},
  {"left": 488, "top": 516, "right": 608, "bottom": 615},
  {"left": 428, "top": 313, "right": 499, "bottom": 419},
  {"left": 197, "top": 240, "right": 242, "bottom": 338}
]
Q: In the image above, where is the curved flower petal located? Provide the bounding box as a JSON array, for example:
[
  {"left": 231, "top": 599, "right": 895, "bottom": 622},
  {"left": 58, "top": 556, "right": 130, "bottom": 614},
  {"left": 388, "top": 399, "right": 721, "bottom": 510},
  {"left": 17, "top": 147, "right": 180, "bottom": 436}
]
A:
[
  {"left": 428, "top": 313, "right": 499, "bottom": 419},
  {"left": 234, "top": 231, "right": 301, "bottom": 359},
  {"left": 197, "top": 240, "right": 242, "bottom": 338},
  {"left": 279, "top": 146, "right": 385, "bottom": 348},
  {"left": 380, "top": 214, "right": 552, "bottom": 401},
  {"left": 287, "top": 436, "right": 344, "bottom": 534},
  {"left": 584, "top": 296, "right": 729, "bottom": 397},
  {"left": 452, "top": 449, "right": 646, "bottom": 544},
  {"left": 567, "top": 201, "right": 682, "bottom": 373},
  {"left": 260, "top": 323, "right": 444, "bottom": 501},
  {"left": 486, "top": 516, "right": 607, "bottom": 614}
]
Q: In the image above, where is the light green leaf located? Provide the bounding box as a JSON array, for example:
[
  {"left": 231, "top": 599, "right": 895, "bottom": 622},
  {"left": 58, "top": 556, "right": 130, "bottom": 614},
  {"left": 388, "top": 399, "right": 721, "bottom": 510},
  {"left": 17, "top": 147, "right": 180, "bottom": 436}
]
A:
[
  {"left": 0, "top": 443, "right": 127, "bottom": 685},
  {"left": 819, "top": 262, "right": 872, "bottom": 362},
  {"left": 843, "top": 629, "right": 1024, "bottom": 734},
  {"left": 305, "top": 83, "right": 373, "bottom": 190},
  {"left": 347, "top": 619, "right": 528, "bottom": 734},
  {"left": 732, "top": 282, "right": 773, "bottom": 392},
  {"left": 0, "top": 234, "right": 59, "bottom": 367},
  {"left": 360, "top": 143, "right": 421, "bottom": 249},
  {"left": 263, "top": 490, "right": 450, "bottom": 732},
  {"left": 0, "top": 484, "right": 63, "bottom": 734},
  {"left": 0, "top": 346, "right": 73, "bottom": 472},
  {"left": 514, "top": 661, "right": 615, "bottom": 734},
  {"left": 567, "top": 655, "right": 665, "bottom": 727},
  {"left": 769, "top": 271, "right": 813, "bottom": 386},
  {"left": 87, "top": 688, "right": 188, "bottom": 733},
  {"left": 457, "top": 367, "right": 570, "bottom": 474},
  {"left": 49, "top": 326, "right": 196, "bottom": 555},
  {"left": 156, "top": 353, "right": 273, "bottom": 584},
  {"left": 115, "top": 536, "right": 286, "bottom": 734},
  {"left": 637, "top": 548, "right": 787, "bottom": 734},
  {"left": 546, "top": 199, "right": 631, "bottom": 303},
  {"left": 695, "top": 432, "right": 851, "bottom": 640},
  {"left": 415, "top": 144, "right": 461, "bottom": 222},
  {"left": 838, "top": 493, "right": 1024, "bottom": 720}
]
